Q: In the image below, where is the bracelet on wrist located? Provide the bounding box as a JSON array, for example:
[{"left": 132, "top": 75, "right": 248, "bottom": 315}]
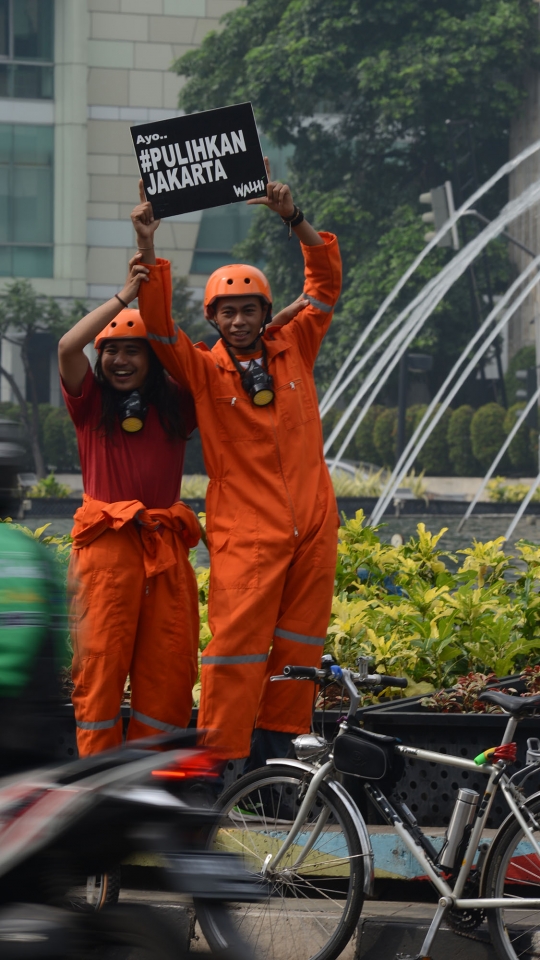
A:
[
  {"left": 281, "top": 205, "right": 304, "bottom": 239},
  {"left": 115, "top": 293, "right": 129, "bottom": 309}
]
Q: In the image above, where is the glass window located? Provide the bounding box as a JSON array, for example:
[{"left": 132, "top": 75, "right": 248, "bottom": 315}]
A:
[
  {"left": 190, "top": 136, "right": 294, "bottom": 275},
  {"left": 0, "top": 1, "right": 8, "bottom": 57},
  {"left": 0, "top": 0, "right": 53, "bottom": 99},
  {"left": 13, "top": 1, "right": 53, "bottom": 61},
  {"left": 0, "top": 123, "right": 53, "bottom": 278}
]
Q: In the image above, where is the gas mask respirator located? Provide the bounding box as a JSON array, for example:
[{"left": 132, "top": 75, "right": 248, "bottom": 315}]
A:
[
  {"left": 240, "top": 358, "right": 274, "bottom": 407},
  {"left": 226, "top": 341, "right": 274, "bottom": 407},
  {"left": 118, "top": 390, "right": 147, "bottom": 433}
]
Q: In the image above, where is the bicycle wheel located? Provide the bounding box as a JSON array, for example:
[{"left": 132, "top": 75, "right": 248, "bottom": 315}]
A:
[
  {"left": 198, "top": 763, "right": 364, "bottom": 960},
  {"left": 51, "top": 867, "right": 121, "bottom": 911},
  {"left": 484, "top": 795, "right": 540, "bottom": 960}
]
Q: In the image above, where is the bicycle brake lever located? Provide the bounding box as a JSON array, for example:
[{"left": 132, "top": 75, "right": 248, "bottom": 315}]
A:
[{"left": 270, "top": 675, "right": 291, "bottom": 682}]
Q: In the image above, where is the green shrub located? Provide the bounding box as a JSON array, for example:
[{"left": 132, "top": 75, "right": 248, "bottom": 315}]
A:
[
  {"left": 326, "top": 511, "right": 540, "bottom": 696},
  {"left": 447, "top": 405, "right": 479, "bottom": 476},
  {"left": 373, "top": 407, "right": 397, "bottom": 467},
  {"left": 504, "top": 403, "right": 535, "bottom": 474},
  {"left": 471, "top": 403, "right": 509, "bottom": 470},
  {"left": 410, "top": 404, "right": 452, "bottom": 475},
  {"left": 29, "top": 472, "right": 71, "bottom": 498},
  {"left": 487, "top": 476, "right": 540, "bottom": 502},
  {"left": 320, "top": 407, "right": 347, "bottom": 461},
  {"left": 350, "top": 404, "right": 384, "bottom": 464},
  {"left": 191, "top": 513, "right": 540, "bottom": 697}
]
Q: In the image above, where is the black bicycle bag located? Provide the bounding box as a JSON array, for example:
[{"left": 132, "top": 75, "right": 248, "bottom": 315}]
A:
[{"left": 333, "top": 725, "right": 404, "bottom": 784}]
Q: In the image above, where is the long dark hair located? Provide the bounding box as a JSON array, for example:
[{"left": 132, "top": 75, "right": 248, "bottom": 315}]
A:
[{"left": 94, "top": 341, "right": 188, "bottom": 441}]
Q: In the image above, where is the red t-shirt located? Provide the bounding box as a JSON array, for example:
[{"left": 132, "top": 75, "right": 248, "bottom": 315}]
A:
[{"left": 61, "top": 364, "right": 197, "bottom": 509}]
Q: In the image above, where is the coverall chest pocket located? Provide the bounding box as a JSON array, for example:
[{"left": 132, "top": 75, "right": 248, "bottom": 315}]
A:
[
  {"left": 214, "top": 396, "right": 264, "bottom": 441},
  {"left": 277, "top": 378, "right": 316, "bottom": 431}
]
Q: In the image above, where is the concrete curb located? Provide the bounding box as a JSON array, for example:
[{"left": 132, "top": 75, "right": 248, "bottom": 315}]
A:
[
  {"left": 121, "top": 895, "right": 194, "bottom": 950},
  {"left": 357, "top": 917, "right": 495, "bottom": 959}
]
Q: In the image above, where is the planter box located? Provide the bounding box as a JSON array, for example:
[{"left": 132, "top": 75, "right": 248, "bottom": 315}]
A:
[
  {"left": 54, "top": 690, "right": 540, "bottom": 829},
  {"left": 357, "top": 678, "right": 540, "bottom": 828},
  {"left": 24, "top": 497, "right": 82, "bottom": 518},
  {"left": 24, "top": 497, "right": 208, "bottom": 520},
  {"left": 23, "top": 495, "right": 540, "bottom": 521}
]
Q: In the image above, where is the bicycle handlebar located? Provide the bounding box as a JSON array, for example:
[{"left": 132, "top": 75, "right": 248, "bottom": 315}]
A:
[
  {"left": 280, "top": 664, "right": 407, "bottom": 689},
  {"left": 376, "top": 675, "right": 408, "bottom": 688},
  {"left": 282, "top": 666, "right": 321, "bottom": 680}
]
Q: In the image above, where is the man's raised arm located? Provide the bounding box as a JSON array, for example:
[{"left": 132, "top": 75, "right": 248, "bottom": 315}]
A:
[
  {"left": 131, "top": 182, "right": 207, "bottom": 394},
  {"left": 249, "top": 161, "right": 342, "bottom": 365}
]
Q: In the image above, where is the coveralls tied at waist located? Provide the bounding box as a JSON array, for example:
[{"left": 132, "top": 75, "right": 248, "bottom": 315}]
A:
[
  {"left": 71, "top": 494, "right": 201, "bottom": 577},
  {"left": 69, "top": 495, "right": 200, "bottom": 756}
]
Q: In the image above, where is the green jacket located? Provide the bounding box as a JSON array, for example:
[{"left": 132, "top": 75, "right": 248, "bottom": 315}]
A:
[{"left": 0, "top": 524, "right": 68, "bottom": 697}]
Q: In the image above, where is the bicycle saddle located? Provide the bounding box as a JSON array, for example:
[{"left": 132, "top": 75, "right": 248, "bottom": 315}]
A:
[{"left": 479, "top": 691, "right": 540, "bottom": 716}]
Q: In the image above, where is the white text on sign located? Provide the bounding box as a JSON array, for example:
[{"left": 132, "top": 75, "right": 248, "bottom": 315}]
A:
[{"left": 137, "top": 130, "right": 247, "bottom": 196}]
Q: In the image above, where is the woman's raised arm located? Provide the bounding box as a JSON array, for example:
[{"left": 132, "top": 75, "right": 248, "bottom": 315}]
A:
[{"left": 58, "top": 253, "right": 149, "bottom": 396}]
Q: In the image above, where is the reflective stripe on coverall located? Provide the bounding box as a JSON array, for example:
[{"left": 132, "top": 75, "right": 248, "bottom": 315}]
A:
[
  {"left": 139, "top": 233, "right": 342, "bottom": 758},
  {"left": 69, "top": 495, "right": 200, "bottom": 756}
]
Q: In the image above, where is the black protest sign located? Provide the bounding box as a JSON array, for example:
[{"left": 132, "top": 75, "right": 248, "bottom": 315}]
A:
[{"left": 131, "top": 102, "right": 267, "bottom": 219}]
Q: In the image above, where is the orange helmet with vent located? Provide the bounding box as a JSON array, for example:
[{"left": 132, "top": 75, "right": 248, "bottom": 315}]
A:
[
  {"left": 94, "top": 309, "right": 147, "bottom": 350},
  {"left": 204, "top": 264, "right": 272, "bottom": 319}
]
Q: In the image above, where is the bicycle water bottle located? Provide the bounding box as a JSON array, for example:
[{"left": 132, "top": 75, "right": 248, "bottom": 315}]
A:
[{"left": 439, "top": 788, "right": 479, "bottom": 869}]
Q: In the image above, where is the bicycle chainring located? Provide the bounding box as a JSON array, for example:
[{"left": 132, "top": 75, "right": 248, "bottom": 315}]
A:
[{"left": 447, "top": 875, "right": 485, "bottom": 932}]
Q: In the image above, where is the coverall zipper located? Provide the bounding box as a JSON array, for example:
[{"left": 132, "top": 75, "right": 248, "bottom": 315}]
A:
[{"left": 267, "top": 406, "right": 299, "bottom": 537}]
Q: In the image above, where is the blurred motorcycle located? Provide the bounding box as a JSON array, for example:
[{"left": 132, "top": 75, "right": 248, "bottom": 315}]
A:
[{"left": 0, "top": 732, "right": 259, "bottom": 959}]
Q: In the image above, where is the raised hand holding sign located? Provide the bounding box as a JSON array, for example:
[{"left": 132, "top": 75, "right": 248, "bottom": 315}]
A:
[
  {"left": 131, "top": 102, "right": 267, "bottom": 219},
  {"left": 247, "top": 157, "right": 295, "bottom": 219}
]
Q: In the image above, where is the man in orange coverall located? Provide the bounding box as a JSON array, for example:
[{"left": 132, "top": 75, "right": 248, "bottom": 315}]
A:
[
  {"left": 59, "top": 256, "right": 200, "bottom": 755},
  {"left": 133, "top": 164, "right": 342, "bottom": 762}
]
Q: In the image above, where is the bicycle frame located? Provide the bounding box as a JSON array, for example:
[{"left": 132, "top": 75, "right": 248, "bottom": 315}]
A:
[
  {"left": 262, "top": 663, "right": 540, "bottom": 958},
  {"left": 265, "top": 712, "right": 540, "bottom": 913},
  {"left": 393, "top": 738, "right": 540, "bottom": 909}
]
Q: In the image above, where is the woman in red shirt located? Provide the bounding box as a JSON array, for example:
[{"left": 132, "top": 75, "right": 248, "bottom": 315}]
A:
[{"left": 59, "top": 254, "right": 201, "bottom": 756}]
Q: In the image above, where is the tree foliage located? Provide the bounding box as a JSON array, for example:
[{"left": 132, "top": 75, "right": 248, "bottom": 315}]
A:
[
  {"left": 174, "top": 0, "right": 539, "bottom": 394},
  {"left": 0, "top": 280, "right": 82, "bottom": 477},
  {"left": 171, "top": 275, "right": 209, "bottom": 344},
  {"left": 505, "top": 344, "right": 536, "bottom": 406}
]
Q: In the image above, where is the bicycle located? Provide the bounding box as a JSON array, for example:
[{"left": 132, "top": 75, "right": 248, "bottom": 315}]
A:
[{"left": 199, "top": 655, "right": 540, "bottom": 960}]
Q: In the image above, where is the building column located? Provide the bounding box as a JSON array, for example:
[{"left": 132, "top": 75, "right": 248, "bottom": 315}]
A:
[{"left": 53, "top": 0, "right": 88, "bottom": 298}]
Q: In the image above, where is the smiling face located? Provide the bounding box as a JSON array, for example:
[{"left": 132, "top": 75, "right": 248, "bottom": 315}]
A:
[
  {"left": 207, "top": 296, "right": 266, "bottom": 354},
  {"left": 99, "top": 339, "right": 149, "bottom": 392}
]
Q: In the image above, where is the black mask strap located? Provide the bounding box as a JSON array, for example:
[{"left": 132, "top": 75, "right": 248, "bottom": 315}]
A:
[{"left": 225, "top": 338, "right": 269, "bottom": 377}]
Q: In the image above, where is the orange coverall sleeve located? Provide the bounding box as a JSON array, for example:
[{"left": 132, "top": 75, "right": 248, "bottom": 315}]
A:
[
  {"left": 138, "top": 258, "right": 208, "bottom": 397},
  {"left": 283, "top": 231, "right": 342, "bottom": 369}
]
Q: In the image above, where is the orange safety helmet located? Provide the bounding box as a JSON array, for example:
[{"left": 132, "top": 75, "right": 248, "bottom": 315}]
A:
[
  {"left": 94, "top": 309, "right": 148, "bottom": 350},
  {"left": 204, "top": 264, "right": 272, "bottom": 323}
]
